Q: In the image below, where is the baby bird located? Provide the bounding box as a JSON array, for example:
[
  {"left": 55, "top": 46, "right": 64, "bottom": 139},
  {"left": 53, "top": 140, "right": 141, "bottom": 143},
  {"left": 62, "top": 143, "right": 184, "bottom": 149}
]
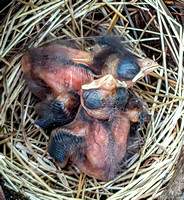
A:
[
  {"left": 21, "top": 44, "right": 94, "bottom": 129},
  {"left": 48, "top": 75, "right": 148, "bottom": 181},
  {"left": 21, "top": 35, "right": 157, "bottom": 130},
  {"left": 91, "top": 35, "right": 158, "bottom": 88}
]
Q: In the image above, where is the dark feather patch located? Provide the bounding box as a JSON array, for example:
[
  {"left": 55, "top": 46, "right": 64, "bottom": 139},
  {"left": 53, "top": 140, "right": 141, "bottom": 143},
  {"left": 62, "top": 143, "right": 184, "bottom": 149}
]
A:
[
  {"left": 139, "top": 109, "right": 151, "bottom": 125},
  {"left": 126, "top": 98, "right": 143, "bottom": 110},
  {"left": 96, "top": 35, "right": 136, "bottom": 59},
  {"left": 28, "top": 48, "right": 94, "bottom": 73},
  {"left": 35, "top": 100, "right": 69, "bottom": 130},
  {"left": 115, "top": 87, "right": 129, "bottom": 110},
  {"left": 48, "top": 129, "right": 85, "bottom": 163},
  {"left": 92, "top": 35, "right": 138, "bottom": 75}
]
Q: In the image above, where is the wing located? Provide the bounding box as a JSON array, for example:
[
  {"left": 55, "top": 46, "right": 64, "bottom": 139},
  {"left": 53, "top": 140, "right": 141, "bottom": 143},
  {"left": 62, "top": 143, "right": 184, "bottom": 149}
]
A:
[
  {"left": 34, "top": 92, "right": 80, "bottom": 130},
  {"left": 48, "top": 128, "right": 85, "bottom": 167},
  {"left": 47, "top": 107, "right": 93, "bottom": 167}
]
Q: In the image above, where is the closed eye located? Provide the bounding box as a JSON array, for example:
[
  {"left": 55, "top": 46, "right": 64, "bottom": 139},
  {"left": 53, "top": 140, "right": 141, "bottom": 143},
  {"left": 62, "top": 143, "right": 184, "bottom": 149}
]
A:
[{"left": 117, "top": 60, "right": 140, "bottom": 79}]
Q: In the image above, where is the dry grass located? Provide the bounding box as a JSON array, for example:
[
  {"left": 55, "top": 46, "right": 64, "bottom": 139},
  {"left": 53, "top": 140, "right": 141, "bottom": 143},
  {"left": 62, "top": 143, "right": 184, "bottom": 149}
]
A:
[{"left": 0, "top": 0, "right": 184, "bottom": 199}]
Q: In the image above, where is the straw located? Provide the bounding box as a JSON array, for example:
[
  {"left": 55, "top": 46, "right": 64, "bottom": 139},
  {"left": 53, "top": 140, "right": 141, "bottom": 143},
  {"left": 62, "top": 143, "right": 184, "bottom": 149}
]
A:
[{"left": 0, "top": 0, "right": 183, "bottom": 199}]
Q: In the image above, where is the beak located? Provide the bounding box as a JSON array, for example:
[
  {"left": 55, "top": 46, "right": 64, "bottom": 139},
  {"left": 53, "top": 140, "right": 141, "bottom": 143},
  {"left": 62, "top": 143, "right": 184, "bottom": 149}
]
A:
[
  {"left": 132, "top": 58, "right": 159, "bottom": 83},
  {"left": 82, "top": 74, "right": 112, "bottom": 90},
  {"left": 82, "top": 74, "right": 125, "bottom": 91},
  {"left": 117, "top": 80, "right": 127, "bottom": 88}
]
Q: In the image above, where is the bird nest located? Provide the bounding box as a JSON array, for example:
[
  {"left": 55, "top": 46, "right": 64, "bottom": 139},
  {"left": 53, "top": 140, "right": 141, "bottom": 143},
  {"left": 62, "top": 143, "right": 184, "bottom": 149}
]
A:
[{"left": 0, "top": 0, "right": 184, "bottom": 199}]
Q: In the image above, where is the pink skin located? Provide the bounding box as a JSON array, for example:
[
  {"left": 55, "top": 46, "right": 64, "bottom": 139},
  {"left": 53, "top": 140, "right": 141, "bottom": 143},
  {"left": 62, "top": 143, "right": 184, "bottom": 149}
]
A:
[
  {"left": 38, "top": 65, "right": 93, "bottom": 96},
  {"left": 56, "top": 108, "right": 131, "bottom": 181},
  {"left": 22, "top": 44, "right": 158, "bottom": 99},
  {"left": 77, "top": 112, "right": 130, "bottom": 181},
  {"left": 21, "top": 44, "right": 94, "bottom": 98},
  {"left": 53, "top": 75, "right": 144, "bottom": 181},
  {"left": 22, "top": 44, "right": 158, "bottom": 181}
]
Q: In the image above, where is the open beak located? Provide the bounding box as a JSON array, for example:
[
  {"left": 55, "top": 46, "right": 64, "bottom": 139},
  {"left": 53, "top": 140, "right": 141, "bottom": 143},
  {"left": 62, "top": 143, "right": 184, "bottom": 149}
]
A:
[{"left": 132, "top": 58, "right": 159, "bottom": 83}]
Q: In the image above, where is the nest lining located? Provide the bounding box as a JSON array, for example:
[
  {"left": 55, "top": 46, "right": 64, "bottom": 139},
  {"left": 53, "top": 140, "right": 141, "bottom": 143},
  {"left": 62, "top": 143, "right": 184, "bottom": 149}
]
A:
[{"left": 0, "top": 0, "right": 184, "bottom": 199}]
